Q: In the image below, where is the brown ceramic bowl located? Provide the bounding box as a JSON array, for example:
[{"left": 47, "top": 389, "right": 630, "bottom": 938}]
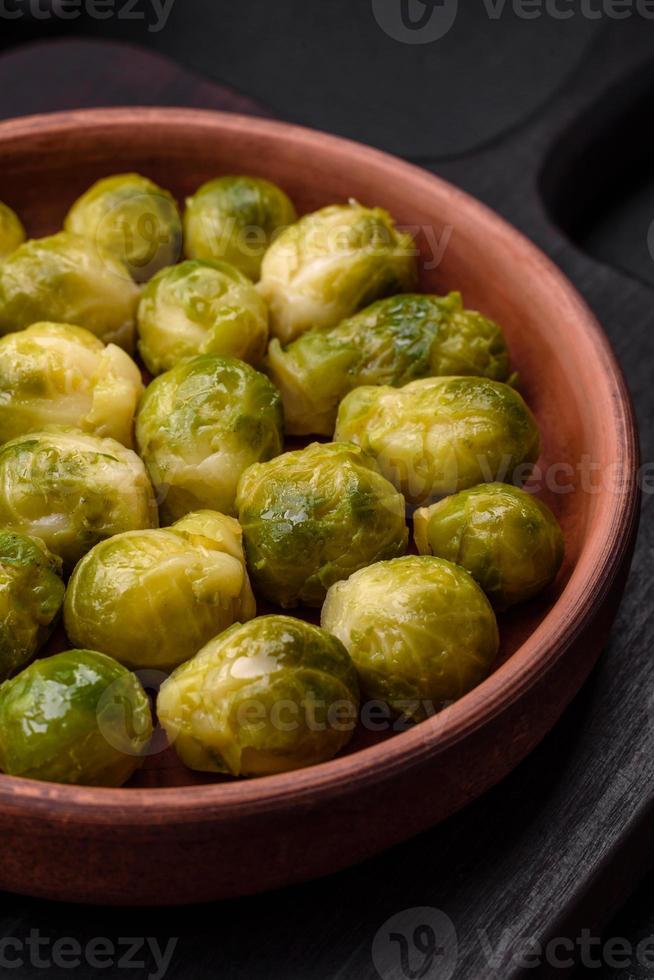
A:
[{"left": 0, "top": 108, "right": 639, "bottom": 905}]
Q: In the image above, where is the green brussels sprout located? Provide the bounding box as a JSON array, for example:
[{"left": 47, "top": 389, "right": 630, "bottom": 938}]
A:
[
  {"left": 335, "top": 376, "right": 540, "bottom": 508},
  {"left": 267, "top": 292, "right": 513, "bottom": 436},
  {"left": 64, "top": 173, "right": 182, "bottom": 283},
  {"left": 184, "top": 174, "right": 297, "bottom": 281},
  {"left": 414, "top": 483, "right": 564, "bottom": 609},
  {"left": 0, "top": 427, "right": 158, "bottom": 570},
  {"left": 322, "top": 555, "right": 499, "bottom": 721},
  {"left": 0, "top": 232, "right": 139, "bottom": 351},
  {"left": 0, "top": 531, "right": 65, "bottom": 681},
  {"left": 136, "top": 355, "right": 283, "bottom": 523},
  {"left": 158, "top": 615, "right": 359, "bottom": 777},
  {"left": 236, "top": 441, "right": 408, "bottom": 608},
  {"left": 137, "top": 259, "right": 269, "bottom": 375},
  {"left": 0, "top": 649, "right": 152, "bottom": 785},
  {"left": 0, "top": 201, "right": 25, "bottom": 259},
  {"left": 258, "top": 201, "right": 418, "bottom": 344},
  {"left": 64, "top": 510, "right": 256, "bottom": 670},
  {"left": 0, "top": 321, "right": 143, "bottom": 448}
]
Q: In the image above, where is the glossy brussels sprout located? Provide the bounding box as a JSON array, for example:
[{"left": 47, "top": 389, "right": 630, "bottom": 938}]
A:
[
  {"left": 335, "top": 376, "right": 540, "bottom": 508},
  {"left": 184, "top": 174, "right": 297, "bottom": 281},
  {"left": 64, "top": 510, "right": 256, "bottom": 670},
  {"left": 0, "top": 201, "right": 25, "bottom": 259},
  {"left": 322, "top": 555, "right": 499, "bottom": 721},
  {"left": 136, "top": 355, "right": 283, "bottom": 523},
  {"left": 0, "top": 322, "right": 143, "bottom": 447},
  {"left": 158, "top": 615, "right": 359, "bottom": 777},
  {"left": 258, "top": 201, "right": 417, "bottom": 344},
  {"left": 237, "top": 442, "right": 408, "bottom": 608},
  {"left": 0, "top": 649, "right": 152, "bottom": 785},
  {"left": 267, "top": 292, "right": 513, "bottom": 436},
  {"left": 0, "top": 232, "right": 139, "bottom": 351},
  {"left": 137, "top": 259, "right": 269, "bottom": 375},
  {"left": 414, "top": 483, "right": 564, "bottom": 609},
  {"left": 0, "top": 428, "right": 158, "bottom": 569},
  {"left": 0, "top": 532, "right": 65, "bottom": 681},
  {"left": 65, "top": 173, "right": 182, "bottom": 282}
]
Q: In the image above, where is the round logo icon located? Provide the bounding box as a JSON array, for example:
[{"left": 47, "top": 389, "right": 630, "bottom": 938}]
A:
[
  {"left": 372, "top": 0, "right": 459, "bottom": 44},
  {"left": 372, "top": 907, "right": 458, "bottom": 980}
]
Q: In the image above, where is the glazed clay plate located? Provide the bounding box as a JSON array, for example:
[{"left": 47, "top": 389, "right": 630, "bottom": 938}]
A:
[{"left": 0, "top": 108, "right": 639, "bottom": 905}]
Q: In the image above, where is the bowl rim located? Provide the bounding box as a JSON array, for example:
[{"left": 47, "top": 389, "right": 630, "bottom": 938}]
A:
[{"left": 0, "top": 106, "right": 639, "bottom": 825}]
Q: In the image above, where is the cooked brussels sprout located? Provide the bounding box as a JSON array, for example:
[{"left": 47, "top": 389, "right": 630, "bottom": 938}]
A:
[
  {"left": 137, "top": 259, "right": 269, "bottom": 375},
  {"left": 0, "top": 322, "right": 143, "bottom": 447},
  {"left": 414, "top": 483, "right": 564, "bottom": 609},
  {"left": 335, "top": 376, "right": 540, "bottom": 508},
  {"left": 184, "top": 174, "right": 297, "bottom": 281},
  {"left": 64, "top": 173, "right": 182, "bottom": 282},
  {"left": 136, "top": 355, "right": 283, "bottom": 523},
  {"left": 0, "top": 531, "right": 65, "bottom": 681},
  {"left": 0, "top": 428, "right": 158, "bottom": 569},
  {"left": 0, "top": 202, "right": 25, "bottom": 259},
  {"left": 258, "top": 201, "right": 418, "bottom": 344},
  {"left": 267, "top": 292, "right": 513, "bottom": 436},
  {"left": 322, "top": 555, "right": 499, "bottom": 721},
  {"left": 0, "top": 649, "right": 152, "bottom": 785},
  {"left": 158, "top": 615, "right": 359, "bottom": 777},
  {"left": 0, "top": 232, "right": 139, "bottom": 351},
  {"left": 236, "top": 442, "right": 408, "bottom": 608},
  {"left": 64, "top": 510, "right": 256, "bottom": 670}
]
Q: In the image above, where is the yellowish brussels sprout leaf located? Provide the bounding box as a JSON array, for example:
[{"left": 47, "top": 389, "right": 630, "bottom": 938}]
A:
[
  {"left": 0, "top": 201, "right": 25, "bottom": 260},
  {"left": 258, "top": 201, "right": 418, "bottom": 344},
  {"left": 158, "top": 615, "right": 359, "bottom": 777},
  {"left": 322, "top": 555, "right": 499, "bottom": 721}
]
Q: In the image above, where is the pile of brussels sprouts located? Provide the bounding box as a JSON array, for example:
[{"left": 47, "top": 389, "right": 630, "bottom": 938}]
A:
[{"left": 0, "top": 172, "right": 564, "bottom": 787}]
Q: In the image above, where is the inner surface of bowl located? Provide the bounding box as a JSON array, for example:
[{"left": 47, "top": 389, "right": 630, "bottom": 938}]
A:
[{"left": 0, "top": 109, "right": 630, "bottom": 794}]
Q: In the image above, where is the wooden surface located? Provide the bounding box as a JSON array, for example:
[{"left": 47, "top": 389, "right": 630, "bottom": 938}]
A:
[{"left": 0, "top": 24, "right": 649, "bottom": 980}]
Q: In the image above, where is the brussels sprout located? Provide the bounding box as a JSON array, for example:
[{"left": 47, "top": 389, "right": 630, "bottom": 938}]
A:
[
  {"left": 267, "top": 292, "right": 513, "bottom": 436},
  {"left": 136, "top": 355, "right": 283, "bottom": 523},
  {"left": 64, "top": 510, "right": 256, "bottom": 670},
  {"left": 322, "top": 555, "right": 499, "bottom": 721},
  {"left": 0, "top": 427, "right": 158, "bottom": 570},
  {"left": 335, "top": 376, "right": 540, "bottom": 508},
  {"left": 64, "top": 173, "right": 182, "bottom": 282},
  {"left": 0, "top": 531, "right": 65, "bottom": 681},
  {"left": 137, "top": 259, "right": 269, "bottom": 375},
  {"left": 0, "top": 232, "right": 139, "bottom": 351},
  {"left": 236, "top": 442, "right": 408, "bottom": 608},
  {"left": 158, "top": 615, "right": 359, "bottom": 777},
  {"left": 0, "top": 649, "right": 152, "bottom": 785},
  {"left": 0, "top": 322, "right": 143, "bottom": 448},
  {"left": 414, "top": 483, "right": 564, "bottom": 609},
  {"left": 184, "top": 175, "right": 297, "bottom": 281},
  {"left": 258, "top": 201, "right": 418, "bottom": 344},
  {"left": 0, "top": 202, "right": 25, "bottom": 259}
]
